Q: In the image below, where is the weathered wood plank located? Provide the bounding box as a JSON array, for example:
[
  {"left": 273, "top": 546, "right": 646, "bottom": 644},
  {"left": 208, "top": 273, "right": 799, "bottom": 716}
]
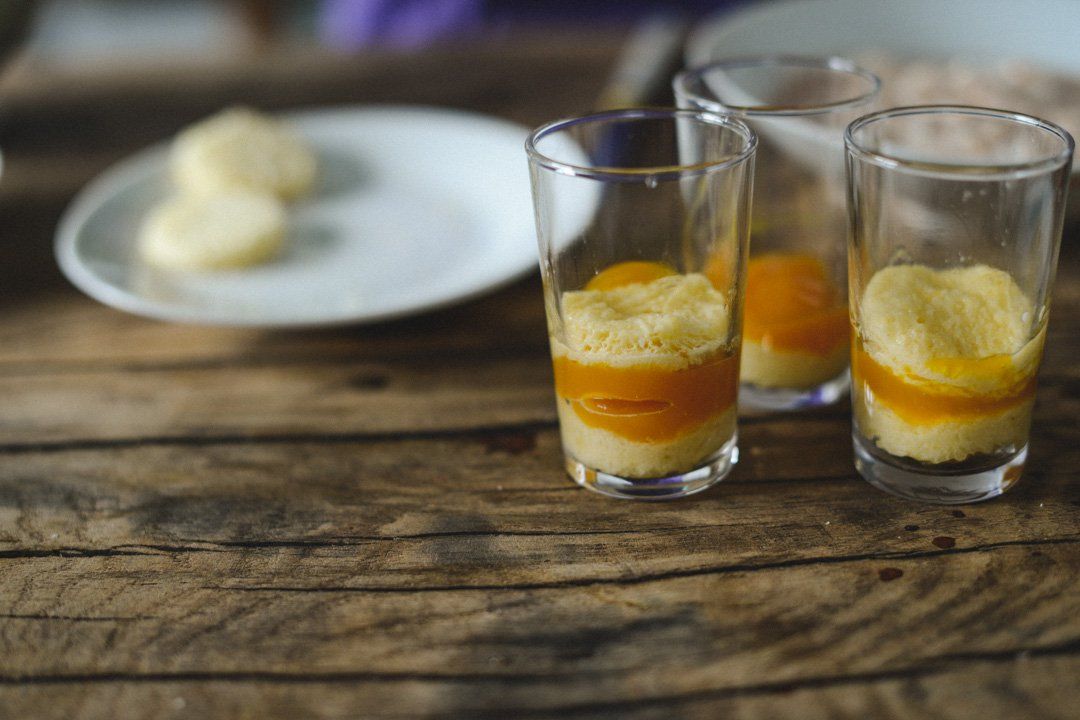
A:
[
  {"left": 0, "top": 545, "right": 1076, "bottom": 713},
  {"left": 1, "top": 354, "right": 1078, "bottom": 457},
  {"left": 0, "top": 271, "right": 548, "bottom": 368},
  {"left": 0, "top": 374, "right": 1076, "bottom": 515},
  {"left": 0, "top": 437, "right": 1076, "bottom": 569},
  {"left": 0, "top": 654, "right": 1076, "bottom": 720},
  {"left": 0, "top": 353, "right": 556, "bottom": 444},
  {"left": 2, "top": 431, "right": 1071, "bottom": 717},
  {"left": 3, "top": 655, "right": 1078, "bottom": 720}
]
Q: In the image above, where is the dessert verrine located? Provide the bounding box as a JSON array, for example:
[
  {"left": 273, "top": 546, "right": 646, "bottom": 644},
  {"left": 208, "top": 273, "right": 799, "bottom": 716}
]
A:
[
  {"left": 551, "top": 261, "right": 739, "bottom": 479},
  {"left": 739, "top": 252, "right": 849, "bottom": 390},
  {"left": 673, "top": 57, "right": 881, "bottom": 409},
  {"left": 852, "top": 263, "right": 1042, "bottom": 467}
]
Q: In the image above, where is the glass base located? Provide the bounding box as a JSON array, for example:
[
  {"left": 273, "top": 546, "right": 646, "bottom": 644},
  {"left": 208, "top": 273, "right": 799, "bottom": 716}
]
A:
[
  {"left": 565, "top": 435, "right": 738, "bottom": 500},
  {"left": 853, "top": 432, "right": 1027, "bottom": 505},
  {"left": 740, "top": 369, "right": 850, "bottom": 411}
]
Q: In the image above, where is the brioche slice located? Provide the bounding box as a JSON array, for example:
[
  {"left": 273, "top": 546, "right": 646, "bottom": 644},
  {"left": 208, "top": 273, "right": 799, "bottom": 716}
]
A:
[
  {"left": 860, "top": 264, "right": 1037, "bottom": 391},
  {"left": 170, "top": 107, "right": 317, "bottom": 200},
  {"left": 560, "top": 273, "right": 731, "bottom": 367},
  {"left": 138, "top": 191, "right": 286, "bottom": 271}
]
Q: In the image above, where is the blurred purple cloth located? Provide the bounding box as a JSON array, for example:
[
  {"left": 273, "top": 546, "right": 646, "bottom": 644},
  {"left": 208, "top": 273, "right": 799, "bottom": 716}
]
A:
[
  {"left": 319, "top": 0, "right": 740, "bottom": 50},
  {"left": 320, "top": 0, "right": 484, "bottom": 50}
]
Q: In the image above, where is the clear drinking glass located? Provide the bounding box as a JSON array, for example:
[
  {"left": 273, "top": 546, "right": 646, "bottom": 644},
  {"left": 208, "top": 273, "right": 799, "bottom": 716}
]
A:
[
  {"left": 674, "top": 57, "right": 880, "bottom": 410},
  {"left": 845, "top": 105, "right": 1073, "bottom": 504},
  {"left": 526, "top": 108, "right": 757, "bottom": 499}
]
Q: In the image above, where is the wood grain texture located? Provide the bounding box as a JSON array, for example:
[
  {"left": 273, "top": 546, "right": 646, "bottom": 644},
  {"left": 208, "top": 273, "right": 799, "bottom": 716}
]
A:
[
  {"left": 1, "top": 656, "right": 1077, "bottom": 720},
  {"left": 1, "top": 33, "right": 1079, "bottom": 720},
  {"left": 1, "top": 435, "right": 1077, "bottom": 717}
]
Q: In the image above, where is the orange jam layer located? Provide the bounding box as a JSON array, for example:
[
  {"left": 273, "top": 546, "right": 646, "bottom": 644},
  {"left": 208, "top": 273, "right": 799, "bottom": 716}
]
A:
[
  {"left": 851, "top": 337, "right": 1037, "bottom": 426},
  {"left": 553, "top": 351, "right": 739, "bottom": 442},
  {"left": 585, "top": 261, "right": 676, "bottom": 291},
  {"left": 743, "top": 253, "right": 848, "bottom": 357},
  {"left": 704, "top": 252, "right": 735, "bottom": 290}
]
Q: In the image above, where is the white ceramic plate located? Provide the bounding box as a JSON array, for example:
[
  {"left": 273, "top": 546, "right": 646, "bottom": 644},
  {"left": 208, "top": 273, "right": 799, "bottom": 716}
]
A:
[{"left": 56, "top": 106, "right": 545, "bottom": 327}]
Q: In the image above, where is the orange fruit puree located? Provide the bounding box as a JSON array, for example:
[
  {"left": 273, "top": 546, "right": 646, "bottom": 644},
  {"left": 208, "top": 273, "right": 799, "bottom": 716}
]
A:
[
  {"left": 703, "top": 252, "right": 735, "bottom": 291},
  {"left": 553, "top": 352, "right": 738, "bottom": 442},
  {"left": 742, "top": 253, "right": 848, "bottom": 357},
  {"left": 555, "top": 260, "right": 737, "bottom": 443},
  {"left": 585, "top": 261, "right": 676, "bottom": 291},
  {"left": 851, "top": 336, "right": 1036, "bottom": 425}
]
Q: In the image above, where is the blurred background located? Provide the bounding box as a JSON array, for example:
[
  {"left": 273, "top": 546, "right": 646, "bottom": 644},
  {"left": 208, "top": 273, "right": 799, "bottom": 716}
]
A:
[
  {"left": 4, "top": 0, "right": 1078, "bottom": 146},
  {"left": 0, "top": 0, "right": 732, "bottom": 73},
  {"left": 2, "top": 0, "right": 1078, "bottom": 287}
]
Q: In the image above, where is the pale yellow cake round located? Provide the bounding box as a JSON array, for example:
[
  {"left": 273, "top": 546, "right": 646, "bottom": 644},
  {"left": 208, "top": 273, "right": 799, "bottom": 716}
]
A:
[
  {"left": 557, "top": 400, "right": 737, "bottom": 478},
  {"left": 171, "top": 107, "right": 317, "bottom": 201},
  {"left": 854, "top": 394, "right": 1034, "bottom": 464},
  {"left": 741, "top": 339, "right": 849, "bottom": 389},
  {"left": 855, "top": 263, "right": 1042, "bottom": 464}
]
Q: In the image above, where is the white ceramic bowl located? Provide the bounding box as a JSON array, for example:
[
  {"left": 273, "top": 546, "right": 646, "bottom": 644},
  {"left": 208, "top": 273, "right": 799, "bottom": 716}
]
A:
[
  {"left": 687, "top": 0, "right": 1080, "bottom": 74},
  {"left": 686, "top": 0, "right": 1080, "bottom": 194}
]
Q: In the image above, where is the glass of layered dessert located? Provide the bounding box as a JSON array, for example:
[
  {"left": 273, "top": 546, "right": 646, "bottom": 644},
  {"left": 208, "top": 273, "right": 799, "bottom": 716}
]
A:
[
  {"left": 845, "top": 105, "right": 1073, "bottom": 504},
  {"left": 674, "top": 57, "right": 880, "bottom": 410},
  {"left": 526, "top": 108, "right": 757, "bottom": 499}
]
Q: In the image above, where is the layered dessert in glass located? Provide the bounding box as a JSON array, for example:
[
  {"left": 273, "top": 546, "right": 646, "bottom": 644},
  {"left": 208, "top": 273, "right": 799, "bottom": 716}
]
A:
[
  {"left": 527, "top": 107, "right": 756, "bottom": 498},
  {"left": 739, "top": 253, "right": 849, "bottom": 392},
  {"left": 844, "top": 105, "right": 1071, "bottom": 503},
  {"left": 673, "top": 56, "right": 880, "bottom": 409},
  {"left": 852, "top": 264, "right": 1042, "bottom": 468},
  {"left": 551, "top": 262, "right": 738, "bottom": 480}
]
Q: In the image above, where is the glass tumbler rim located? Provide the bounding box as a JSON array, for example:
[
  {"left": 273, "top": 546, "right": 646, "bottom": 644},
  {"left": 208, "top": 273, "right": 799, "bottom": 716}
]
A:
[
  {"left": 844, "top": 104, "right": 1075, "bottom": 179},
  {"left": 524, "top": 107, "right": 757, "bottom": 183},
  {"left": 673, "top": 55, "right": 881, "bottom": 117}
]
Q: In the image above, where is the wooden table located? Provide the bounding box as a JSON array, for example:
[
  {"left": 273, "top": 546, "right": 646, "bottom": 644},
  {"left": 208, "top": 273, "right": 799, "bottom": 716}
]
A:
[{"left": 1, "top": 38, "right": 1078, "bottom": 720}]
